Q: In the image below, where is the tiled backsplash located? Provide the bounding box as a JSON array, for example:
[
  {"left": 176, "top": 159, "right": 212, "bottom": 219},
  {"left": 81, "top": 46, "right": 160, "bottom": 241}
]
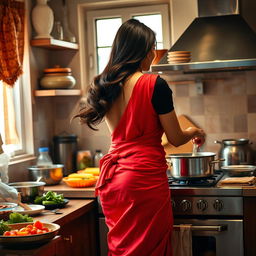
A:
[{"left": 163, "top": 70, "right": 256, "bottom": 154}]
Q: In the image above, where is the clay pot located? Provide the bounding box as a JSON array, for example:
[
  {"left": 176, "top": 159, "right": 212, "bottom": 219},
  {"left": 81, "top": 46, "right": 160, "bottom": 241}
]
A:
[{"left": 40, "top": 66, "right": 76, "bottom": 89}]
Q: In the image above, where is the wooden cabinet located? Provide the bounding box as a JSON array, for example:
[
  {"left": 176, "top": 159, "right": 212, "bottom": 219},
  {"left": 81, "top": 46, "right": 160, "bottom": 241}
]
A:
[
  {"left": 56, "top": 209, "right": 98, "bottom": 256},
  {"left": 0, "top": 200, "right": 98, "bottom": 256}
]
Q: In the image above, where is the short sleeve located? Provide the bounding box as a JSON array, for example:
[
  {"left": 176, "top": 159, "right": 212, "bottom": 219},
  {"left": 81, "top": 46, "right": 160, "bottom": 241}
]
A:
[{"left": 151, "top": 77, "right": 174, "bottom": 114}]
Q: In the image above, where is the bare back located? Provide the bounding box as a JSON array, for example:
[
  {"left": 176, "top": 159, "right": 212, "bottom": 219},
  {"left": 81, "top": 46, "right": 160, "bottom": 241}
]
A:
[{"left": 105, "top": 72, "right": 143, "bottom": 134}]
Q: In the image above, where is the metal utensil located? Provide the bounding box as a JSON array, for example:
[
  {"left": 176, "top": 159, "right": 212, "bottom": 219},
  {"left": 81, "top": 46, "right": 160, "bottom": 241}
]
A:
[{"left": 221, "top": 165, "right": 256, "bottom": 177}]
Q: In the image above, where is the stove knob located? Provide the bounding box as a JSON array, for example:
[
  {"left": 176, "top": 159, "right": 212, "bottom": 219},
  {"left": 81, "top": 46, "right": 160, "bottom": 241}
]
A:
[
  {"left": 180, "top": 200, "right": 192, "bottom": 212},
  {"left": 171, "top": 200, "right": 176, "bottom": 209},
  {"left": 213, "top": 199, "right": 224, "bottom": 211},
  {"left": 197, "top": 199, "right": 208, "bottom": 211}
]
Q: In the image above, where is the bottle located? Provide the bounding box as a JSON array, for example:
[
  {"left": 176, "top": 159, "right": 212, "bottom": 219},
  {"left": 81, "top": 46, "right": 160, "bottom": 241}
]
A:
[
  {"left": 37, "top": 147, "right": 53, "bottom": 166},
  {"left": 93, "top": 150, "right": 104, "bottom": 167}
]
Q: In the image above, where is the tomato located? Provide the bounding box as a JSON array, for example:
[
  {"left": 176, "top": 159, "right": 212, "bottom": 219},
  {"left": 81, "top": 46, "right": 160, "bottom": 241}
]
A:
[
  {"left": 42, "top": 227, "right": 49, "bottom": 232},
  {"left": 34, "top": 220, "right": 43, "bottom": 230},
  {"left": 26, "top": 224, "right": 33, "bottom": 230},
  {"left": 30, "top": 228, "right": 38, "bottom": 235},
  {"left": 3, "top": 231, "right": 11, "bottom": 236}
]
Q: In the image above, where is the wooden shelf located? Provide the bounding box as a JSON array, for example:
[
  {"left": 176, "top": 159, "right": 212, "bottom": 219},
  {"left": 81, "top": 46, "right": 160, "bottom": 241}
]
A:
[
  {"left": 30, "top": 38, "right": 78, "bottom": 50},
  {"left": 34, "top": 89, "right": 82, "bottom": 97}
]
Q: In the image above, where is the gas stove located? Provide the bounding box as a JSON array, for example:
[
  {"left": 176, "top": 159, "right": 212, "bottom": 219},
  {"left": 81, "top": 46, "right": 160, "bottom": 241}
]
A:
[{"left": 168, "top": 170, "right": 224, "bottom": 187}]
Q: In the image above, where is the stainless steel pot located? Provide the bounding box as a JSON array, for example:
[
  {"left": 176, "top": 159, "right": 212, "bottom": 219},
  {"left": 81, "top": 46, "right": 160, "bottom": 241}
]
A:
[
  {"left": 215, "top": 138, "right": 254, "bottom": 166},
  {"left": 8, "top": 182, "right": 45, "bottom": 203},
  {"left": 166, "top": 152, "right": 224, "bottom": 180},
  {"left": 28, "top": 164, "right": 64, "bottom": 185}
]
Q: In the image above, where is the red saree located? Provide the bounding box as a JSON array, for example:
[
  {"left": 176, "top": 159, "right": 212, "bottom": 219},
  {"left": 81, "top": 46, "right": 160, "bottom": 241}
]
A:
[{"left": 96, "top": 74, "right": 173, "bottom": 256}]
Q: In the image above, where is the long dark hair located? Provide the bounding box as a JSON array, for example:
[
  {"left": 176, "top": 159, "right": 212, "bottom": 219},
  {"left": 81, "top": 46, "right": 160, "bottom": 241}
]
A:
[{"left": 75, "top": 19, "right": 156, "bottom": 130}]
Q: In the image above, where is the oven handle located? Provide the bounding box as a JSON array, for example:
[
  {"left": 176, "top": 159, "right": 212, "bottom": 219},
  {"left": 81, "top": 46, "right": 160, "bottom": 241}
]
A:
[{"left": 173, "top": 224, "right": 227, "bottom": 232}]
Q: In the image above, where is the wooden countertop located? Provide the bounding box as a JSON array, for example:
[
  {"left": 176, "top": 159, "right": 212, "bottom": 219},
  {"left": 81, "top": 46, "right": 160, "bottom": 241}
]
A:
[
  {"left": 44, "top": 182, "right": 96, "bottom": 198},
  {"left": 34, "top": 199, "right": 96, "bottom": 225}
]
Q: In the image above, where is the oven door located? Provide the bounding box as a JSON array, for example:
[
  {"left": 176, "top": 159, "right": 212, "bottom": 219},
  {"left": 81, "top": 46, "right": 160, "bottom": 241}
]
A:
[{"left": 174, "top": 219, "right": 243, "bottom": 256}]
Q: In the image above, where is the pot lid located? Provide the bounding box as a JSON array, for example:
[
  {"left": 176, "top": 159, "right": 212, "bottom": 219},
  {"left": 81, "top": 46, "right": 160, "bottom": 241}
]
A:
[{"left": 44, "top": 65, "right": 71, "bottom": 73}]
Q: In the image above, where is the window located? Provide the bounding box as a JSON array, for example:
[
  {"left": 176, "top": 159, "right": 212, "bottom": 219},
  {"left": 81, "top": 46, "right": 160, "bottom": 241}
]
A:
[
  {"left": 86, "top": 4, "right": 170, "bottom": 79},
  {"left": 0, "top": 13, "right": 33, "bottom": 160}
]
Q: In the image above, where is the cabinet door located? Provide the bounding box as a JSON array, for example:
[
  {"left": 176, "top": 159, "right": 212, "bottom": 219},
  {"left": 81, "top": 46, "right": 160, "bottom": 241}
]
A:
[{"left": 56, "top": 211, "right": 97, "bottom": 256}]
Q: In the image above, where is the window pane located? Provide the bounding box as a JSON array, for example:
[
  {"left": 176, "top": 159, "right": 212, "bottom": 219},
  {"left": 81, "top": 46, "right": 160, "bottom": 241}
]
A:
[
  {"left": 132, "top": 14, "right": 163, "bottom": 49},
  {"left": 97, "top": 47, "right": 112, "bottom": 74},
  {"left": 96, "top": 18, "right": 122, "bottom": 47}
]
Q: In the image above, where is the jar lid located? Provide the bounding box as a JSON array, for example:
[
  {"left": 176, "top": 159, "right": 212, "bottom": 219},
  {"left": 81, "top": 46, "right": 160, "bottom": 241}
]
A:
[
  {"left": 53, "top": 134, "right": 77, "bottom": 143},
  {"left": 44, "top": 65, "right": 71, "bottom": 74}
]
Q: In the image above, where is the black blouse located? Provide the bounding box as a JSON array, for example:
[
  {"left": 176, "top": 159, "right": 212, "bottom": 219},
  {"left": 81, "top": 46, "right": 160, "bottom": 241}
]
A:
[{"left": 151, "top": 77, "right": 174, "bottom": 115}]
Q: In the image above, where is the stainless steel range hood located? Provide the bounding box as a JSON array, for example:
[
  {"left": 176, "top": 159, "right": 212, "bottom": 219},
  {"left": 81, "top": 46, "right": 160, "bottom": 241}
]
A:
[{"left": 151, "top": 0, "right": 256, "bottom": 73}]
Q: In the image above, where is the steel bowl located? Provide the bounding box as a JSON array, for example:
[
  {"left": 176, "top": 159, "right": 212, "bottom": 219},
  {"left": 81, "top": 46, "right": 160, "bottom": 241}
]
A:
[
  {"left": 28, "top": 164, "right": 64, "bottom": 185},
  {"left": 221, "top": 165, "right": 256, "bottom": 177},
  {"left": 8, "top": 182, "right": 45, "bottom": 203}
]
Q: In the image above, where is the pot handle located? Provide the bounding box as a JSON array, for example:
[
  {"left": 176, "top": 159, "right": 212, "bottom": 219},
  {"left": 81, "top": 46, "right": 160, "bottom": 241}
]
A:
[
  {"left": 209, "top": 159, "right": 225, "bottom": 166},
  {"left": 214, "top": 140, "right": 222, "bottom": 144}
]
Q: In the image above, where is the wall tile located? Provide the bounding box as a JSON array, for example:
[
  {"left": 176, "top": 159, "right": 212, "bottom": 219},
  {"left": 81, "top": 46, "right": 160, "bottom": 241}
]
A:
[
  {"left": 174, "top": 84, "right": 189, "bottom": 97},
  {"left": 245, "top": 71, "right": 256, "bottom": 95},
  {"left": 234, "top": 114, "right": 248, "bottom": 132},
  {"left": 248, "top": 113, "right": 256, "bottom": 133},
  {"left": 190, "top": 96, "right": 204, "bottom": 115},
  {"left": 248, "top": 95, "right": 256, "bottom": 113}
]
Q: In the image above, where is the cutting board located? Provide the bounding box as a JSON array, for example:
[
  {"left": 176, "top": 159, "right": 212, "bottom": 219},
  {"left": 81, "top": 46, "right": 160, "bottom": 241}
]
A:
[{"left": 162, "top": 115, "right": 199, "bottom": 155}]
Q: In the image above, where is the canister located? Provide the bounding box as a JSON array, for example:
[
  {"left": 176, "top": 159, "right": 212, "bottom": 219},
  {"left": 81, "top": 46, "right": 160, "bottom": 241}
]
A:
[{"left": 53, "top": 134, "right": 77, "bottom": 176}]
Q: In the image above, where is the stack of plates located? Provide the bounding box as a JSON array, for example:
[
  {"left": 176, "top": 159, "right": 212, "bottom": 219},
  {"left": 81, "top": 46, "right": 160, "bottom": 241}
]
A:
[{"left": 167, "top": 51, "right": 191, "bottom": 64}]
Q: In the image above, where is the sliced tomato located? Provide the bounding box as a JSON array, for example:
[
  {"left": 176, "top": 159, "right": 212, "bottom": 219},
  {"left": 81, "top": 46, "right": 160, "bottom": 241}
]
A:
[
  {"left": 3, "top": 231, "right": 11, "bottom": 236},
  {"left": 34, "top": 220, "right": 43, "bottom": 230}
]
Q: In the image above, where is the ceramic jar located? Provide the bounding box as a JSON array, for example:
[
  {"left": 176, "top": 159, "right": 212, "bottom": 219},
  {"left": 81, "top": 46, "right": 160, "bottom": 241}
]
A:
[
  {"left": 40, "top": 66, "right": 76, "bottom": 89},
  {"left": 32, "top": 0, "right": 54, "bottom": 39}
]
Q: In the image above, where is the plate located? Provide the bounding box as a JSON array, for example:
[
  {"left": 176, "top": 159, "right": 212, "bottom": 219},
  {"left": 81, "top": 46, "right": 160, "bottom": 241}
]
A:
[
  {"left": 0, "top": 202, "right": 18, "bottom": 212},
  {"left": 13, "top": 204, "right": 45, "bottom": 216},
  {"left": 0, "top": 222, "right": 60, "bottom": 248},
  {"left": 43, "top": 198, "right": 69, "bottom": 210},
  {"left": 221, "top": 165, "right": 256, "bottom": 177}
]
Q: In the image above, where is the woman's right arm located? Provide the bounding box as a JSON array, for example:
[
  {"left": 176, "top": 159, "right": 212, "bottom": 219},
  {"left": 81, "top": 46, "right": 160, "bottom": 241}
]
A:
[{"left": 159, "top": 110, "right": 205, "bottom": 147}]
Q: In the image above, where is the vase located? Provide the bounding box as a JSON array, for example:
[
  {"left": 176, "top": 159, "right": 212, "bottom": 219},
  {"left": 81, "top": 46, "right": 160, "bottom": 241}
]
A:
[{"left": 32, "top": 0, "right": 54, "bottom": 39}]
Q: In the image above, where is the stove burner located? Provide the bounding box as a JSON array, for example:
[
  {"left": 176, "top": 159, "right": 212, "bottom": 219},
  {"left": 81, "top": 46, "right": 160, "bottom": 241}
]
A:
[{"left": 168, "top": 170, "right": 224, "bottom": 187}]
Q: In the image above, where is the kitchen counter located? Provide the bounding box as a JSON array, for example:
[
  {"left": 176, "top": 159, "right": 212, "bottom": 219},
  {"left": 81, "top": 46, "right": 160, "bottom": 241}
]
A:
[
  {"left": 0, "top": 199, "right": 98, "bottom": 256},
  {"left": 44, "top": 181, "right": 96, "bottom": 198}
]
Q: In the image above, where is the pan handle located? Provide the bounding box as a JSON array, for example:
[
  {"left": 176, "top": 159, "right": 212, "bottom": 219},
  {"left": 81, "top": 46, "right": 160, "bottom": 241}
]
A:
[
  {"left": 36, "top": 176, "right": 43, "bottom": 182},
  {"left": 173, "top": 224, "right": 227, "bottom": 232},
  {"left": 210, "top": 159, "right": 225, "bottom": 165}
]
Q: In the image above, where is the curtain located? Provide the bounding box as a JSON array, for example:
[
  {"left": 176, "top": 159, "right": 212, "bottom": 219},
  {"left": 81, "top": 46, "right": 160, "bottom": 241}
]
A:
[
  {"left": 0, "top": 0, "right": 25, "bottom": 86},
  {"left": 0, "top": 0, "right": 24, "bottom": 146}
]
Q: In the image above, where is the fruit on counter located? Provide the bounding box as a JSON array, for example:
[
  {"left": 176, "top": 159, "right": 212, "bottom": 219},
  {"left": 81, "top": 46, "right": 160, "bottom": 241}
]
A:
[
  {"left": 34, "top": 191, "right": 65, "bottom": 205},
  {"left": 77, "top": 167, "right": 100, "bottom": 176},
  {"left": 67, "top": 173, "right": 96, "bottom": 179},
  {"left": 63, "top": 172, "right": 97, "bottom": 188},
  {"left": 3, "top": 220, "right": 52, "bottom": 236}
]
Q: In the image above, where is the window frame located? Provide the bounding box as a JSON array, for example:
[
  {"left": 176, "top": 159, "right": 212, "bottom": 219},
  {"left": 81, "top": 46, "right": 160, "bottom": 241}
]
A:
[{"left": 86, "top": 4, "right": 171, "bottom": 80}]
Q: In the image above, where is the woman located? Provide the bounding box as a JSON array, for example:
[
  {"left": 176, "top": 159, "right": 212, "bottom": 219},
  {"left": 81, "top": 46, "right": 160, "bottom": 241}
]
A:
[{"left": 75, "top": 19, "right": 205, "bottom": 256}]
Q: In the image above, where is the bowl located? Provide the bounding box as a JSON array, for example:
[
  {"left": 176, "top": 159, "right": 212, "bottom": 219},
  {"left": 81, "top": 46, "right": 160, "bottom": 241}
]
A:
[
  {"left": 62, "top": 177, "right": 97, "bottom": 188},
  {"left": 28, "top": 164, "right": 64, "bottom": 185},
  {"left": 0, "top": 222, "right": 60, "bottom": 248},
  {"left": 8, "top": 182, "right": 45, "bottom": 203}
]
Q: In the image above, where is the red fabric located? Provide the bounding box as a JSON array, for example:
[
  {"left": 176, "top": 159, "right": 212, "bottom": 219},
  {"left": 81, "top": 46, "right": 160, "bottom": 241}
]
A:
[{"left": 96, "top": 74, "right": 173, "bottom": 256}]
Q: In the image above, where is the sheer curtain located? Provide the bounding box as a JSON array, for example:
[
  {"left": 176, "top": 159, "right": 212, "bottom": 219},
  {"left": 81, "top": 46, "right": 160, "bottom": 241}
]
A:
[{"left": 0, "top": 0, "right": 25, "bottom": 146}]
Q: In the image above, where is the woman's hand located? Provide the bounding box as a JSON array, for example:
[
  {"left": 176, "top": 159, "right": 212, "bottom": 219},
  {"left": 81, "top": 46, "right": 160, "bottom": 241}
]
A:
[{"left": 186, "top": 127, "right": 205, "bottom": 147}]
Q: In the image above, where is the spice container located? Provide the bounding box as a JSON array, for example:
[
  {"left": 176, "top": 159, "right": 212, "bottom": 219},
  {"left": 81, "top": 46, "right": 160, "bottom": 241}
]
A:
[{"left": 40, "top": 65, "right": 76, "bottom": 89}]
